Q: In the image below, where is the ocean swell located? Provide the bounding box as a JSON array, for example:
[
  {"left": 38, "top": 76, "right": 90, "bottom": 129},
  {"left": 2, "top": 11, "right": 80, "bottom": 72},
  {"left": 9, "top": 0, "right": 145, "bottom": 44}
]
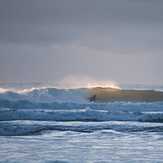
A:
[
  {"left": 1, "top": 121, "right": 163, "bottom": 136},
  {"left": 0, "top": 100, "right": 163, "bottom": 123},
  {"left": 0, "top": 86, "right": 163, "bottom": 137}
]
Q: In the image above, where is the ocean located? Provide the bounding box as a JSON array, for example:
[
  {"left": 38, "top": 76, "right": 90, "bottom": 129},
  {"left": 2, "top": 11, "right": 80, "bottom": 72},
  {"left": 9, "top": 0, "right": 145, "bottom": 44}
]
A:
[{"left": 0, "top": 83, "right": 163, "bottom": 163}]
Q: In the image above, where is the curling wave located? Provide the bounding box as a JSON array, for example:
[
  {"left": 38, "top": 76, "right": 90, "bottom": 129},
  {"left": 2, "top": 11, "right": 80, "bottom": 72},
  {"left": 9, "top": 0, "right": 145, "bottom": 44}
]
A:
[{"left": 0, "top": 86, "right": 163, "bottom": 103}]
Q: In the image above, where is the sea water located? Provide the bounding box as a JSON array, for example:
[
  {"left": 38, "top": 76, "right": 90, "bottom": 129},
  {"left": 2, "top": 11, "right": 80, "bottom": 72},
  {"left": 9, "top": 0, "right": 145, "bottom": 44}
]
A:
[{"left": 0, "top": 84, "right": 163, "bottom": 163}]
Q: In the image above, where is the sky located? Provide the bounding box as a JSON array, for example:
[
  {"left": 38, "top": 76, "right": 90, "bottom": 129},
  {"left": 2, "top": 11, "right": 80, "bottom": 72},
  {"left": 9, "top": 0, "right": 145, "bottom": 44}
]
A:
[{"left": 0, "top": 0, "right": 163, "bottom": 85}]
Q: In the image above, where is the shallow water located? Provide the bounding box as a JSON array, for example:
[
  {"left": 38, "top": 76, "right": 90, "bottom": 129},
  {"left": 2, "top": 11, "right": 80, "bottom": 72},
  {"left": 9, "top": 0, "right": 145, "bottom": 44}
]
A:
[{"left": 1, "top": 122, "right": 163, "bottom": 163}]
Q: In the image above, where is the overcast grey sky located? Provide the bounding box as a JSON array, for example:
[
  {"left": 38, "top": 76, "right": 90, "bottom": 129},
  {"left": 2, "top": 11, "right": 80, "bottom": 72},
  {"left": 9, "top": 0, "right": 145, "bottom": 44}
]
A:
[{"left": 0, "top": 0, "right": 163, "bottom": 85}]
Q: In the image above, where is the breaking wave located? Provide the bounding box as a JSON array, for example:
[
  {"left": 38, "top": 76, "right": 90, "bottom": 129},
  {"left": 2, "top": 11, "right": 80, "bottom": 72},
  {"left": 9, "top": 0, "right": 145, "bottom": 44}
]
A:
[
  {"left": 0, "top": 86, "right": 163, "bottom": 103},
  {"left": 0, "top": 85, "right": 163, "bottom": 136}
]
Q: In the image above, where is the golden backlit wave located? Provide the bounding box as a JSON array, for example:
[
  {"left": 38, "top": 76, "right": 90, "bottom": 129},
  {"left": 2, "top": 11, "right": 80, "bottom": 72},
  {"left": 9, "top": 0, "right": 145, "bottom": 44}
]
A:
[{"left": 57, "top": 75, "right": 121, "bottom": 89}]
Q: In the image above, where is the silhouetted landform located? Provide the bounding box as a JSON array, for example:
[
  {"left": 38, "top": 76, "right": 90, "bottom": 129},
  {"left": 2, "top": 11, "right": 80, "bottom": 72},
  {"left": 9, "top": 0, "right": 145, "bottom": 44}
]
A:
[{"left": 89, "top": 87, "right": 163, "bottom": 102}]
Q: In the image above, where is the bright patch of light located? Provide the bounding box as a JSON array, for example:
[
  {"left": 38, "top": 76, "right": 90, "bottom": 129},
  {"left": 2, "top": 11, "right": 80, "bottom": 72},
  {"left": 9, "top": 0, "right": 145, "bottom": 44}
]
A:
[{"left": 57, "top": 75, "right": 121, "bottom": 89}]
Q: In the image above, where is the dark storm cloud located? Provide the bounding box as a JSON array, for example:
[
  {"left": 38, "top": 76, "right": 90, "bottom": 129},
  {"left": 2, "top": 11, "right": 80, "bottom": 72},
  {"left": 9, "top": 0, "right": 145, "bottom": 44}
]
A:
[
  {"left": 0, "top": 23, "right": 79, "bottom": 45},
  {"left": 1, "top": 0, "right": 163, "bottom": 24},
  {"left": 1, "top": 0, "right": 163, "bottom": 45}
]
